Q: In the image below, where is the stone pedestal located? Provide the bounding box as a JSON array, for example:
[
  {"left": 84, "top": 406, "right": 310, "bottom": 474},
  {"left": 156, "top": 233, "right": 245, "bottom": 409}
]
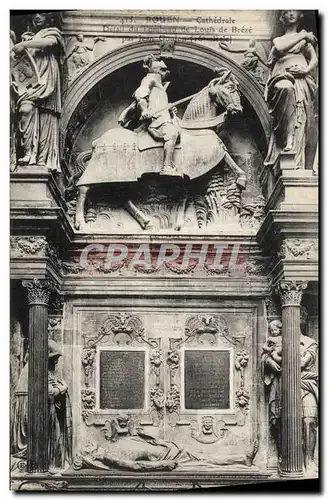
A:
[
  {"left": 22, "top": 279, "right": 54, "bottom": 473},
  {"left": 278, "top": 280, "right": 308, "bottom": 478}
]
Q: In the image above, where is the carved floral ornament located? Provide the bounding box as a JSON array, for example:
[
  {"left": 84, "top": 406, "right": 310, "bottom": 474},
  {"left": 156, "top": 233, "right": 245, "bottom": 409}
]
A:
[
  {"left": 276, "top": 281, "right": 308, "bottom": 307},
  {"left": 11, "top": 236, "right": 47, "bottom": 256},
  {"left": 280, "top": 239, "right": 318, "bottom": 260},
  {"left": 22, "top": 278, "right": 55, "bottom": 305}
]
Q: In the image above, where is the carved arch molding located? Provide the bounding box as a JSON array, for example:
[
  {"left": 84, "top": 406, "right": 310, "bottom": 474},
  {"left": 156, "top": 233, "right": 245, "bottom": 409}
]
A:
[{"left": 60, "top": 40, "right": 271, "bottom": 157}]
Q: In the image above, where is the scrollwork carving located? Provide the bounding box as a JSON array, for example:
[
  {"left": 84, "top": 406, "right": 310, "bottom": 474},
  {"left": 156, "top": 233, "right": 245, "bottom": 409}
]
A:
[
  {"left": 184, "top": 314, "right": 243, "bottom": 346},
  {"left": 86, "top": 312, "right": 157, "bottom": 348}
]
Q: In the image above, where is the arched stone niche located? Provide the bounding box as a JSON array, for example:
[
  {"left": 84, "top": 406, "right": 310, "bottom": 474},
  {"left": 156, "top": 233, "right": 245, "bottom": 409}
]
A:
[
  {"left": 61, "top": 40, "right": 270, "bottom": 233},
  {"left": 60, "top": 40, "right": 271, "bottom": 165}
]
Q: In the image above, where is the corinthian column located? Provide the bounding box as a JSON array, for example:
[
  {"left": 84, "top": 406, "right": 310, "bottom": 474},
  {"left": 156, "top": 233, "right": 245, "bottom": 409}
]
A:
[
  {"left": 277, "top": 280, "right": 308, "bottom": 478},
  {"left": 22, "top": 278, "right": 54, "bottom": 473}
]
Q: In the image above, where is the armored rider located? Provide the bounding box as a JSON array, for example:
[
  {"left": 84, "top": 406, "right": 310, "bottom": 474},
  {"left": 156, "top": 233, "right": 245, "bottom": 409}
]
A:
[{"left": 119, "top": 54, "right": 181, "bottom": 176}]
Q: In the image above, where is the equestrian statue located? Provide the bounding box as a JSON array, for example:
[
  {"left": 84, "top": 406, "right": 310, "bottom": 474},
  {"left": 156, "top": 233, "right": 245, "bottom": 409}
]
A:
[{"left": 73, "top": 54, "right": 247, "bottom": 230}]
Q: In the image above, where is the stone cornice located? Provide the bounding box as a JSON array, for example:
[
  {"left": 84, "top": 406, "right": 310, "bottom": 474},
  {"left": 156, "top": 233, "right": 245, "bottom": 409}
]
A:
[
  {"left": 257, "top": 210, "right": 319, "bottom": 248},
  {"left": 265, "top": 174, "right": 318, "bottom": 214},
  {"left": 61, "top": 276, "right": 270, "bottom": 297}
]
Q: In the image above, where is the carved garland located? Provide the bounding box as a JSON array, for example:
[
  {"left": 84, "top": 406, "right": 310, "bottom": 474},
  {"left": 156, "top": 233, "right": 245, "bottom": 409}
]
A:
[
  {"left": 11, "top": 236, "right": 47, "bottom": 257},
  {"left": 234, "top": 350, "right": 250, "bottom": 425},
  {"left": 279, "top": 239, "right": 318, "bottom": 260},
  {"left": 166, "top": 348, "right": 181, "bottom": 426}
]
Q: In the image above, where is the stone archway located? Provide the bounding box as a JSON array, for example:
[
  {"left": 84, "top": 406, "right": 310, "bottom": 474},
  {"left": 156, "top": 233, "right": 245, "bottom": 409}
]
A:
[{"left": 60, "top": 40, "right": 270, "bottom": 158}]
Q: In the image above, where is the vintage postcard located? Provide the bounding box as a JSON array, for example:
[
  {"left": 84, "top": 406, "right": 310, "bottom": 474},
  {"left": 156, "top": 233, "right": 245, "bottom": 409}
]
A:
[{"left": 10, "top": 9, "right": 319, "bottom": 491}]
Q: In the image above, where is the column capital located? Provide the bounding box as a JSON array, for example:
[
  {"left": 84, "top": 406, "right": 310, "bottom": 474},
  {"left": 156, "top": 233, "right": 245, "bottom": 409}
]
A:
[
  {"left": 276, "top": 280, "right": 308, "bottom": 307},
  {"left": 22, "top": 278, "right": 55, "bottom": 306}
]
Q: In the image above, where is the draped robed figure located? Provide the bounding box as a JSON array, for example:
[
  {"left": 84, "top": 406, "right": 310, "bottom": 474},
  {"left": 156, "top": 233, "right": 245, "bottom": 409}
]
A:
[
  {"left": 11, "top": 340, "right": 72, "bottom": 471},
  {"left": 264, "top": 10, "right": 318, "bottom": 170},
  {"left": 11, "top": 13, "right": 66, "bottom": 172}
]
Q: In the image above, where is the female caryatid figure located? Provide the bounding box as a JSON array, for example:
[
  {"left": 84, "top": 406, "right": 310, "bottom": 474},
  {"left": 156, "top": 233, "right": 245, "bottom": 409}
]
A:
[
  {"left": 264, "top": 10, "right": 318, "bottom": 170},
  {"left": 11, "top": 13, "right": 65, "bottom": 172}
]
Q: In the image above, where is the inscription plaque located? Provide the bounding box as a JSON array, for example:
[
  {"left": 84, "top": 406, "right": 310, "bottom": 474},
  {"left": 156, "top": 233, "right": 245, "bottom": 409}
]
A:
[
  {"left": 184, "top": 350, "right": 230, "bottom": 409},
  {"left": 99, "top": 350, "right": 145, "bottom": 409}
]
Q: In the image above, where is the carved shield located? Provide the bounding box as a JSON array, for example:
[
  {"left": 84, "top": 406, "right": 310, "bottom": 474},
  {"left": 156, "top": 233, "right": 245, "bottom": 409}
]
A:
[{"left": 11, "top": 50, "right": 40, "bottom": 96}]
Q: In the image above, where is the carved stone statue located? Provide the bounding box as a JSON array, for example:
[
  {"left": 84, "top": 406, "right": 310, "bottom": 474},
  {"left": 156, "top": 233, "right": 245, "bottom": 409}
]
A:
[
  {"left": 10, "top": 30, "right": 18, "bottom": 169},
  {"left": 219, "top": 39, "right": 267, "bottom": 86},
  {"left": 120, "top": 54, "right": 180, "bottom": 177},
  {"left": 11, "top": 13, "right": 65, "bottom": 173},
  {"left": 264, "top": 10, "right": 318, "bottom": 170},
  {"left": 73, "top": 59, "right": 247, "bottom": 231},
  {"left": 261, "top": 320, "right": 283, "bottom": 461},
  {"left": 11, "top": 339, "right": 72, "bottom": 472},
  {"left": 65, "top": 33, "right": 105, "bottom": 78},
  {"left": 261, "top": 316, "right": 318, "bottom": 474},
  {"left": 299, "top": 308, "right": 318, "bottom": 474},
  {"left": 73, "top": 416, "right": 258, "bottom": 472}
]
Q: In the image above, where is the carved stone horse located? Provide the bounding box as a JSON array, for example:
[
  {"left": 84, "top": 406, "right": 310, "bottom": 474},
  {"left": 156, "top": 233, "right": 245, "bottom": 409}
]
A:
[{"left": 74, "top": 69, "right": 246, "bottom": 230}]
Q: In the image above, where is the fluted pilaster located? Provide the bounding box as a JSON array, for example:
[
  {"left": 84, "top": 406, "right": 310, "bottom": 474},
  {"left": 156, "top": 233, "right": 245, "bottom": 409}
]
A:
[
  {"left": 277, "top": 280, "right": 308, "bottom": 478},
  {"left": 22, "top": 279, "right": 54, "bottom": 473}
]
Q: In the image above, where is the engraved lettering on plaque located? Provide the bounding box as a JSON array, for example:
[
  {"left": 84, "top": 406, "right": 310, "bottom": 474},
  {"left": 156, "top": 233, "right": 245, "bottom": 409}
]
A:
[
  {"left": 99, "top": 350, "right": 145, "bottom": 409},
  {"left": 184, "top": 350, "right": 230, "bottom": 410}
]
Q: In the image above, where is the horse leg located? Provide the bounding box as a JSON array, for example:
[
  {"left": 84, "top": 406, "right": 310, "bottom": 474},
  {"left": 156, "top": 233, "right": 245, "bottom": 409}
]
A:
[
  {"left": 174, "top": 196, "right": 187, "bottom": 231},
  {"left": 224, "top": 152, "right": 247, "bottom": 189},
  {"left": 75, "top": 185, "right": 89, "bottom": 230},
  {"left": 124, "top": 200, "right": 153, "bottom": 230}
]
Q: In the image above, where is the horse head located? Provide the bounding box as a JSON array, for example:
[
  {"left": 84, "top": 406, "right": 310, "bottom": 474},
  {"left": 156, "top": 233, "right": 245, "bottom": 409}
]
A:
[{"left": 208, "top": 68, "right": 242, "bottom": 115}]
